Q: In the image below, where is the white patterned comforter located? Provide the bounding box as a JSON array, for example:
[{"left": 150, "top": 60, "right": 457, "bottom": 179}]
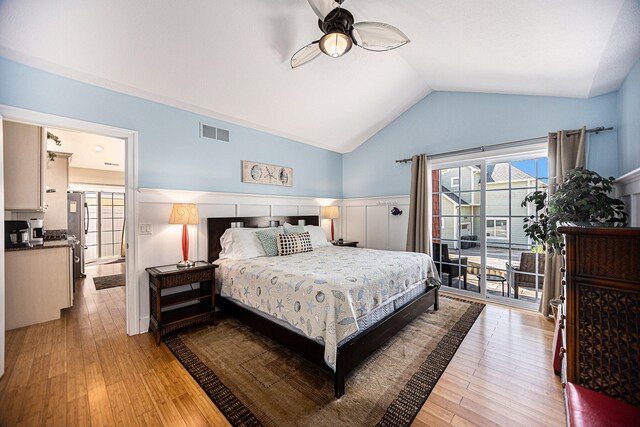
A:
[{"left": 215, "top": 246, "right": 441, "bottom": 371}]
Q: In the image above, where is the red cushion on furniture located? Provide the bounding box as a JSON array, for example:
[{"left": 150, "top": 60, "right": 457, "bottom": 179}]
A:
[
  {"left": 552, "top": 313, "right": 563, "bottom": 375},
  {"left": 566, "top": 383, "right": 640, "bottom": 427}
]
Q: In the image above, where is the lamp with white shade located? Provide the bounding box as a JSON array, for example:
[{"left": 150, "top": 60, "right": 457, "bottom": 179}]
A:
[
  {"left": 322, "top": 206, "right": 339, "bottom": 242},
  {"left": 169, "top": 203, "right": 199, "bottom": 267}
]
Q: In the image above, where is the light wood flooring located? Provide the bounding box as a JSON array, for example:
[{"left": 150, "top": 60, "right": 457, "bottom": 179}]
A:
[{"left": 0, "top": 264, "right": 564, "bottom": 426}]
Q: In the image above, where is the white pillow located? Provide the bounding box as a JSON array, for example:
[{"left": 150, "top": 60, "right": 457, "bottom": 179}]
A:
[
  {"left": 305, "top": 225, "right": 331, "bottom": 248},
  {"left": 284, "top": 222, "right": 330, "bottom": 248},
  {"left": 219, "top": 228, "right": 268, "bottom": 260}
]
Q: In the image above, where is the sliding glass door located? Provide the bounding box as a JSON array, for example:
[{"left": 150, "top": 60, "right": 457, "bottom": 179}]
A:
[
  {"left": 100, "top": 191, "right": 125, "bottom": 258},
  {"left": 84, "top": 190, "right": 125, "bottom": 262},
  {"left": 431, "top": 154, "right": 548, "bottom": 308},
  {"left": 432, "top": 165, "right": 482, "bottom": 296}
]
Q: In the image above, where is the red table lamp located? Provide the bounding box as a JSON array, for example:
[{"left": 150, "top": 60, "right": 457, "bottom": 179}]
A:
[
  {"left": 322, "top": 206, "right": 339, "bottom": 242},
  {"left": 169, "top": 203, "right": 199, "bottom": 267}
]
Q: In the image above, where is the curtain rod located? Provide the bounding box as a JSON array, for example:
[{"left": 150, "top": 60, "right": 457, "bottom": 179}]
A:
[{"left": 395, "top": 126, "right": 613, "bottom": 163}]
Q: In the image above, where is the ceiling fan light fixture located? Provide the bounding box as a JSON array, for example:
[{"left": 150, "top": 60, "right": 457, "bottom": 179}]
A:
[{"left": 319, "top": 31, "right": 352, "bottom": 58}]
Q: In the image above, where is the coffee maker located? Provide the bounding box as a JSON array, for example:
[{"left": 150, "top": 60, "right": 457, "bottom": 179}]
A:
[
  {"left": 28, "top": 218, "right": 44, "bottom": 245},
  {"left": 5, "top": 220, "right": 31, "bottom": 249}
]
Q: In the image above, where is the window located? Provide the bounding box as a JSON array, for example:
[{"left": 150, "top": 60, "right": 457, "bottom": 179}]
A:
[
  {"left": 486, "top": 217, "right": 509, "bottom": 239},
  {"left": 451, "top": 177, "right": 459, "bottom": 187}
]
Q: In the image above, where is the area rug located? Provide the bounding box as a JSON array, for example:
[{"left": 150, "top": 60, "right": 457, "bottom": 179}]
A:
[
  {"left": 93, "top": 274, "right": 126, "bottom": 290},
  {"left": 164, "top": 295, "right": 484, "bottom": 427}
]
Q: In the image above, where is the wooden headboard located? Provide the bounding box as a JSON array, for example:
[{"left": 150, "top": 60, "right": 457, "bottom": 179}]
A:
[{"left": 207, "top": 215, "right": 320, "bottom": 262}]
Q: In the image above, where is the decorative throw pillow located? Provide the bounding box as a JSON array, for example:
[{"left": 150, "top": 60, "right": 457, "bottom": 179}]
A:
[
  {"left": 283, "top": 224, "right": 305, "bottom": 234},
  {"left": 255, "top": 226, "right": 284, "bottom": 257},
  {"left": 277, "top": 231, "right": 313, "bottom": 256}
]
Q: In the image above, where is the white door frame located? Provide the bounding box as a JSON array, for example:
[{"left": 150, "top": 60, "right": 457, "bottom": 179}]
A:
[
  {"left": 0, "top": 105, "right": 140, "bottom": 336},
  {"left": 0, "top": 116, "right": 5, "bottom": 377}
]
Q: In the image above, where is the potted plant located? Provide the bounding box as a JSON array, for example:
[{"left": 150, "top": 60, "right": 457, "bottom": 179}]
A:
[
  {"left": 47, "top": 131, "right": 62, "bottom": 161},
  {"left": 521, "top": 167, "right": 627, "bottom": 254}
]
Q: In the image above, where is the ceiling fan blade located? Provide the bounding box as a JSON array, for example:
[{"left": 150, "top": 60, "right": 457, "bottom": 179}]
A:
[
  {"left": 307, "top": 0, "right": 340, "bottom": 20},
  {"left": 291, "top": 42, "right": 322, "bottom": 69},
  {"left": 351, "top": 22, "right": 410, "bottom": 52}
]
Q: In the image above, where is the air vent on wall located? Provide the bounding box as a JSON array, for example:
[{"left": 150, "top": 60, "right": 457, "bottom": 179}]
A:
[
  {"left": 216, "top": 127, "right": 230, "bottom": 142},
  {"left": 200, "top": 123, "right": 230, "bottom": 143}
]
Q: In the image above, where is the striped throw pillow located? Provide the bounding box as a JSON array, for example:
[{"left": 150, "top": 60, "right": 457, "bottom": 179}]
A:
[{"left": 277, "top": 231, "right": 313, "bottom": 256}]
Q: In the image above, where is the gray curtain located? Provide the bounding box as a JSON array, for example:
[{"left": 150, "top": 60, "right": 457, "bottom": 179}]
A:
[
  {"left": 406, "top": 154, "right": 431, "bottom": 254},
  {"left": 539, "top": 127, "right": 586, "bottom": 316}
]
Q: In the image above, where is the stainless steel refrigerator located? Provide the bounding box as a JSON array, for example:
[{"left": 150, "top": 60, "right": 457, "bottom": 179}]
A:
[{"left": 67, "top": 192, "right": 87, "bottom": 279}]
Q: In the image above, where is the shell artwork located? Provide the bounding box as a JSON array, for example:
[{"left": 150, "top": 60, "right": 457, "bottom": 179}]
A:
[
  {"left": 250, "top": 165, "right": 262, "bottom": 180},
  {"left": 279, "top": 168, "right": 289, "bottom": 184},
  {"left": 242, "top": 160, "right": 293, "bottom": 187}
]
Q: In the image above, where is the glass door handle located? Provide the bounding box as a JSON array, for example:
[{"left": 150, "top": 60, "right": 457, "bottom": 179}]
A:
[{"left": 84, "top": 203, "right": 90, "bottom": 234}]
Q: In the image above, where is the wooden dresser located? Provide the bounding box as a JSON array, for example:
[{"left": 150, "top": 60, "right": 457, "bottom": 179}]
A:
[{"left": 558, "top": 223, "right": 640, "bottom": 406}]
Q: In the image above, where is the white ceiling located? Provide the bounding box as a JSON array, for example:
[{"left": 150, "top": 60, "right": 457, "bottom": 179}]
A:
[
  {"left": 46, "top": 128, "right": 125, "bottom": 172},
  {"left": 1, "top": 0, "right": 639, "bottom": 153}
]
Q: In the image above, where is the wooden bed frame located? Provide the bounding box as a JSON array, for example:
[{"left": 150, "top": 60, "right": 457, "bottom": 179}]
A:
[{"left": 207, "top": 215, "right": 439, "bottom": 398}]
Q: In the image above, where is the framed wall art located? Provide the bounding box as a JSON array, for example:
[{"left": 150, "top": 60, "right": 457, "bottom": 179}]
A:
[{"left": 241, "top": 160, "right": 293, "bottom": 187}]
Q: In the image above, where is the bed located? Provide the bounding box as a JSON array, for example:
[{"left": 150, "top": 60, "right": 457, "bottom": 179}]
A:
[{"left": 207, "top": 215, "right": 440, "bottom": 398}]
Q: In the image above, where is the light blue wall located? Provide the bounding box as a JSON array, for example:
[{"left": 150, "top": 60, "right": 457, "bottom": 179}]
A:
[
  {"left": 1, "top": 56, "right": 627, "bottom": 200},
  {"left": 343, "top": 91, "right": 619, "bottom": 198},
  {"left": 0, "top": 57, "right": 343, "bottom": 198},
  {"left": 617, "top": 58, "right": 640, "bottom": 176}
]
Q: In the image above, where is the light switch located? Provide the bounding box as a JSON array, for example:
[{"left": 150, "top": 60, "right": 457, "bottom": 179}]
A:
[{"left": 139, "top": 223, "right": 152, "bottom": 235}]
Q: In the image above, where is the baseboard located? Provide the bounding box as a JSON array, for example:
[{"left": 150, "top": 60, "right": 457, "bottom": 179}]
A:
[{"left": 138, "top": 315, "right": 150, "bottom": 334}]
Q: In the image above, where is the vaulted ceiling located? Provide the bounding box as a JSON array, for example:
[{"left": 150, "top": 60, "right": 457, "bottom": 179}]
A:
[{"left": 1, "top": 0, "right": 639, "bottom": 153}]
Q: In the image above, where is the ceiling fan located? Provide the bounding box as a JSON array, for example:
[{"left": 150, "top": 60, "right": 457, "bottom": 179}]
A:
[{"left": 291, "top": 0, "right": 410, "bottom": 69}]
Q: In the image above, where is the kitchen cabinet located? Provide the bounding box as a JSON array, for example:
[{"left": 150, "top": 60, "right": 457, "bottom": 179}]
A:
[
  {"left": 44, "top": 152, "right": 71, "bottom": 230},
  {"left": 5, "top": 244, "right": 74, "bottom": 330},
  {"left": 3, "top": 120, "right": 47, "bottom": 211}
]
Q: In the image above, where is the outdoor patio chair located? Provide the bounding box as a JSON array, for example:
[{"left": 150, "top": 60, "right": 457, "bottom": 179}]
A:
[
  {"left": 506, "top": 252, "right": 545, "bottom": 298},
  {"left": 432, "top": 243, "right": 468, "bottom": 288}
]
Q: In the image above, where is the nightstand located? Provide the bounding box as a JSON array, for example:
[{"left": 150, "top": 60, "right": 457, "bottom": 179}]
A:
[
  {"left": 332, "top": 241, "right": 358, "bottom": 247},
  {"left": 146, "top": 261, "right": 217, "bottom": 345}
]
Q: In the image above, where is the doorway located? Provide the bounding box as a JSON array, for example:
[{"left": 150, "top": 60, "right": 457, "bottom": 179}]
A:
[
  {"left": 45, "top": 127, "right": 127, "bottom": 298},
  {"left": 0, "top": 105, "right": 139, "bottom": 349},
  {"left": 431, "top": 150, "right": 548, "bottom": 309}
]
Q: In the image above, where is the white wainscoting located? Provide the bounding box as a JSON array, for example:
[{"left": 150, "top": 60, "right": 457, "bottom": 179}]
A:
[
  {"left": 341, "top": 196, "right": 410, "bottom": 251},
  {"left": 137, "top": 188, "right": 340, "bottom": 331},
  {"left": 339, "top": 171, "right": 640, "bottom": 254},
  {"left": 615, "top": 167, "right": 640, "bottom": 227}
]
